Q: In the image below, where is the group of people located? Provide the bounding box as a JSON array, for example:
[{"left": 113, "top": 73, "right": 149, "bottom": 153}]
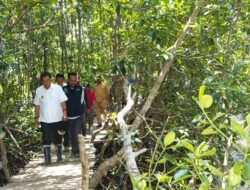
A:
[{"left": 33, "top": 71, "right": 109, "bottom": 165}]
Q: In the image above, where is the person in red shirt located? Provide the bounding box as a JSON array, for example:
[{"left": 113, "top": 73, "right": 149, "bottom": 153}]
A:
[{"left": 83, "top": 82, "right": 96, "bottom": 133}]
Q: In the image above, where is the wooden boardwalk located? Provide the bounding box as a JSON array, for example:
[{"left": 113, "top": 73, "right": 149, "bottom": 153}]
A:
[{"left": 2, "top": 121, "right": 108, "bottom": 190}]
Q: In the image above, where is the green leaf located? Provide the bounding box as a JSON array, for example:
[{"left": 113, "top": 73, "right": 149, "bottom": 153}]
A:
[
  {"left": 180, "top": 139, "right": 194, "bottom": 152},
  {"left": 201, "top": 147, "right": 216, "bottom": 157},
  {"left": 200, "top": 95, "right": 213, "bottom": 109},
  {"left": 157, "top": 158, "right": 166, "bottom": 164},
  {"left": 155, "top": 173, "right": 169, "bottom": 182},
  {"left": 243, "top": 163, "right": 250, "bottom": 178},
  {"left": 201, "top": 127, "right": 218, "bottom": 135},
  {"left": 164, "top": 131, "right": 175, "bottom": 147},
  {"left": 231, "top": 120, "right": 245, "bottom": 136},
  {"left": 174, "top": 169, "right": 189, "bottom": 180},
  {"left": 219, "top": 123, "right": 227, "bottom": 129},
  {"left": 199, "top": 85, "right": 206, "bottom": 100},
  {"left": 138, "top": 179, "right": 147, "bottom": 190},
  {"left": 163, "top": 154, "right": 176, "bottom": 164},
  {"left": 229, "top": 168, "right": 242, "bottom": 186},
  {"left": 157, "top": 155, "right": 176, "bottom": 164},
  {"left": 195, "top": 142, "right": 208, "bottom": 155},
  {"left": 246, "top": 113, "right": 250, "bottom": 126},
  {"left": 207, "top": 164, "right": 224, "bottom": 177},
  {"left": 212, "top": 112, "right": 225, "bottom": 121},
  {"left": 199, "top": 182, "right": 210, "bottom": 190},
  {"left": 192, "top": 114, "right": 202, "bottom": 124},
  {"left": 233, "top": 161, "right": 244, "bottom": 175}
]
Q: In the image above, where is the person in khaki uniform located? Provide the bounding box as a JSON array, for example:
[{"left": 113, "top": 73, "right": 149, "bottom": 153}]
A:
[{"left": 93, "top": 77, "right": 109, "bottom": 127}]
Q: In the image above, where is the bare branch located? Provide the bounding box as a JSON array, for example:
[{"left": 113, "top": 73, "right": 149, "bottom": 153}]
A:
[
  {"left": 134, "top": 148, "right": 147, "bottom": 158},
  {"left": 19, "top": 20, "right": 57, "bottom": 33}
]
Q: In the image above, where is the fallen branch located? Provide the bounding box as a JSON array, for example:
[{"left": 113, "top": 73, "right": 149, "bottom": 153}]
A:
[
  {"left": 132, "top": 0, "right": 205, "bottom": 130},
  {"left": 89, "top": 148, "right": 125, "bottom": 189},
  {"left": 117, "top": 85, "right": 143, "bottom": 187},
  {"left": 98, "top": 140, "right": 111, "bottom": 162}
]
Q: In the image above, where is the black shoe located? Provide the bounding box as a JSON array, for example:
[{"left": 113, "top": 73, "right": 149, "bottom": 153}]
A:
[
  {"left": 43, "top": 147, "right": 51, "bottom": 165},
  {"left": 97, "top": 124, "right": 102, "bottom": 128}
]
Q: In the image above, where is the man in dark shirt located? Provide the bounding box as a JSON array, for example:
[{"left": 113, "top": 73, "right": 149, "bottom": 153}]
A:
[{"left": 62, "top": 72, "right": 88, "bottom": 156}]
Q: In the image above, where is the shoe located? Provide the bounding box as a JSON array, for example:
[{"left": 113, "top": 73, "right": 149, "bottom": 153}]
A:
[{"left": 97, "top": 124, "right": 102, "bottom": 128}]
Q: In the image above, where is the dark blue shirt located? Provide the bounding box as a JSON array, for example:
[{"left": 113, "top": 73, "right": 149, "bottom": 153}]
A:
[{"left": 63, "top": 85, "right": 85, "bottom": 117}]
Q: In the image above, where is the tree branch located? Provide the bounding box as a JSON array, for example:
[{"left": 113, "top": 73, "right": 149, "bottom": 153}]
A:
[
  {"left": 89, "top": 148, "right": 125, "bottom": 189},
  {"left": 19, "top": 20, "right": 57, "bottom": 33}
]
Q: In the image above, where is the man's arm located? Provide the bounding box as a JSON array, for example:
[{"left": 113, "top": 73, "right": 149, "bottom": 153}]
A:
[
  {"left": 61, "top": 101, "right": 67, "bottom": 121},
  {"left": 34, "top": 105, "right": 40, "bottom": 128}
]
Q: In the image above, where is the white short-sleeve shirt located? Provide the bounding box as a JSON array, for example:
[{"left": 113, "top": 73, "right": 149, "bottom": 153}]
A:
[{"left": 33, "top": 83, "right": 68, "bottom": 123}]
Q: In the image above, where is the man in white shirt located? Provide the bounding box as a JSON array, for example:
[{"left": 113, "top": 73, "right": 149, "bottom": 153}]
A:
[{"left": 34, "top": 71, "right": 68, "bottom": 165}]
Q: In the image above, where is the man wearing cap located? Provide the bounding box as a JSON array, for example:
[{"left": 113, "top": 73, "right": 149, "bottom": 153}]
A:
[
  {"left": 83, "top": 82, "right": 96, "bottom": 133},
  {"left": 34, "top": 71, "right": 68, "bottom": 164}
]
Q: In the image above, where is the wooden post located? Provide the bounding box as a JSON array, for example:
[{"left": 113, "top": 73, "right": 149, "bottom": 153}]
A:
[
  {"left": 0, "top": 139, "right": 10, "bottom": 182},
  {"left": 78, "top": 134, "right": 89, "bottom": 190}
]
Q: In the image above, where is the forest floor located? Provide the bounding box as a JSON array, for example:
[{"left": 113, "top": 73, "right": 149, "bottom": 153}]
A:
[{"left": 2, "top": 118, "right": 108, "bottom": 190}]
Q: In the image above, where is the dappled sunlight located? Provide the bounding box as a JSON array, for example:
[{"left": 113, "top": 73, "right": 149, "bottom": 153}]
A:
[{"left": 1, "top": 153, "right": 82, "bottom": 190}]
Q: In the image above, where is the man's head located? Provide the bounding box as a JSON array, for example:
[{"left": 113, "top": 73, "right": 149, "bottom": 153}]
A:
[
  {"left": 56, "top": 73, "right": 65, "bottom": 86},
  {"left": 68, "top": 72, "right": 78, "bottom": 87},
  {"left": 40, "top": 71, "right": 51, "bottom": 89},
  {"left": 84, "top": 82, "right": 90, "bottom": 89},
  {"left": 95, "top": 76, "right": 102, "bottom": 84}
]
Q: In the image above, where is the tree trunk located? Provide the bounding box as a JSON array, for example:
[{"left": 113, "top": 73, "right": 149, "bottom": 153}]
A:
[
  {"left": 0, "top": 139, "right": 10, "bottom": 182},
  {"left": 76, "top": 6, "right": 83, "bottom": 76},
  {"left": 43, "top": 38, "right": 49, "bottom": 71}
]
